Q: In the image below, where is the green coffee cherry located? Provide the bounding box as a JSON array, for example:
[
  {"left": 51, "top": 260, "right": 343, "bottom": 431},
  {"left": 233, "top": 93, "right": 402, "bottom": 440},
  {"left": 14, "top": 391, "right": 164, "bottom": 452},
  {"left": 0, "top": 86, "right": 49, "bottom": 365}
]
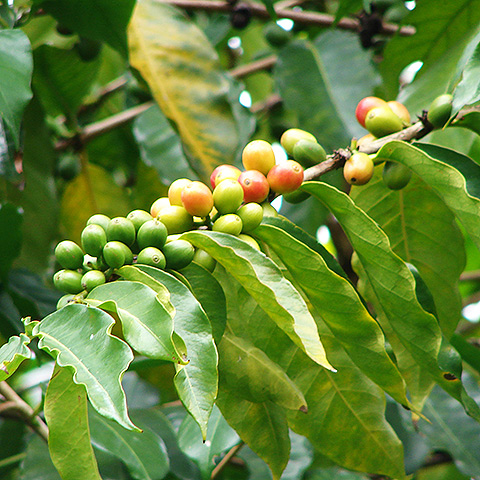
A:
[
  {"left": 193, "top": 249, "right": 216, "bottom": 272},
  {"left": 261, "top": 203, "right": 278, "bottom": 217},
  {"left": 163, "top": 240, "right": 195, "bottom": 270},
  {"left": 53, "top": 269, "right": 83, "bottom": 294},
  {"left": 427, "top": 93, "right": 453, "bottom": 128},
  {"left": 137, "top": 219, "right": 168, "bottom": 250},
  {"left": 263, "top": 22, "right": 292, "bottom": 48},
  {"left": 292, "top": 139, "right": 326, "bottom": 167},
  {"left": 280, "top": 128, "right": 317, "bottom": 156},
  {"left": 213, "top": 179, "right": 244, "bottom": 214},
  {"left": 157, "top": 205, "right": 194, "bottom": 234},
  {"left": 119, "top": 243, "right": 134, "bottom": 265},
  {"left": 103, "top": 241, "right": 127, "bottom": 269},
  {"left": 55, "top": 240, "right": 84, "bottom": 270},
  {"left": 81, "top": 270, "right": 106, "bottom": 292},
  {"left": 137, "top": 247, "right": 167, "bottom": 269},
  {"left": 107, "top": 217, "right": 136, "bottom": 246},
  {"left": 365, "top": 106, "right": 403, "bottom": 138},
  {"left": 212, "top": 214, "right": 243, "bottom": 236},
  {"left": 86, "top": 214, "right": 110, "bottom": 232},
  {"left": 81, "top": 224, "right": 107, "bottom": 257},
  {"left": 382, "top": 161, "right": 412, "bottom": 190},
  {"left": 127, "top": 209, "right": 153, "bottom": 232},
  {"left": 237, "top": 203, "right": 263, "bottom": 233},
  {"left": 238, "top": 234, "right": 261, "bottom": 250}
]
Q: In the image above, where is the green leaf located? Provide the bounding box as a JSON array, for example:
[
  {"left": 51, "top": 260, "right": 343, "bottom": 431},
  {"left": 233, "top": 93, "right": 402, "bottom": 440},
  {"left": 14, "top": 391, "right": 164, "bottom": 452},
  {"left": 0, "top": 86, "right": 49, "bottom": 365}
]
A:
[
  {"left": 220, "top": 278, "right": 405, "bottom": 479},
  {"left": 381, "top": 0, "right": 480, "bottom": 95},
  {"left": 133, "top": 266, "right": 218, "bottom": 440},
  {"left": 44, "top": 363, "right": 102, "bottom": 480},
  {"left": 87, "top": 281, "right": 186, "bottom": 364},
  {"left": 177, "top": 405, "right": 240, "bottom": 480},
  {"left": 180, "top": 262, "right": 227, "bottom": 343},
  {"left": 350, "top": 168, "right": 465, "bottom": 338},
  {"left": 255, "top": 223, "right": 412, "bottom": 409},
  {"left": 0, "top": 30, "right": 33, "bottom": 148},
  {"left": 274, "top": 32, "right": 379, "bottom": 152},
  {"left": 183, "top": 230, "right": 334, "bottom": 371},
  {"left": 259, "top": 0, "right": 276, "bottom": 19},
  {"left": 128, "top": 0, "right": 244, "bottom": 182},
  {"left": 217, "top": 387, "right": 290, "bottom": 480},
  {"left": 455, "top": 111, "right": 480, "bottom": 137},
  {"left": 302, "top": 180, "right": 480, "bottom": 420},
  {"left": 0, "top": 203, "right": 22, "bottom": 282},
  {"left": 133, "top": 104, "right": 196, "bottom": 184},
  {"left": 218, "top": 330, "right": 306, "bottom": 411},
  {"left": 19, "top": 435, "right": 61, "bottom": 480},
  {"left": 35, "top": 0, "right": 135, "bottom": 57},
  {"left": 32, "top": 303, "right": 137, "bottom": 431},
  {"left": 453, "top": 39, "right": 480, "bottom": 114},
  {"left": 89, "top": 406, "right": 170, "bottom": 480},
  {"left": 0, "top": 333, "right": 31, "bottom": 382}
]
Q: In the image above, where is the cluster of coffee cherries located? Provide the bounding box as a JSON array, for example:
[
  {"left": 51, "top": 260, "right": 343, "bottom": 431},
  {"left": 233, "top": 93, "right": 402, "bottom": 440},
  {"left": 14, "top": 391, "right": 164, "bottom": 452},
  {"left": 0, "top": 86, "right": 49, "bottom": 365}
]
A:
[{"left": 52, "top": 133, "right": 315, "bottom": 300}]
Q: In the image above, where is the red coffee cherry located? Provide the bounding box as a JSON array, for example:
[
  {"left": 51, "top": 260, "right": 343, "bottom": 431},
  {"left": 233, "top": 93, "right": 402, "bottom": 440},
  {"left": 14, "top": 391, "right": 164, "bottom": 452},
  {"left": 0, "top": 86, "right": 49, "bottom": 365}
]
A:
[
  {"left": 181, "top": 181, "right": 214, "bottom": 217},
  {"left": 267, "top": 160, "right": 304, "bottom": 194},
  {"left": 237, "top": 170, "right": 270, "bottom": 203}
]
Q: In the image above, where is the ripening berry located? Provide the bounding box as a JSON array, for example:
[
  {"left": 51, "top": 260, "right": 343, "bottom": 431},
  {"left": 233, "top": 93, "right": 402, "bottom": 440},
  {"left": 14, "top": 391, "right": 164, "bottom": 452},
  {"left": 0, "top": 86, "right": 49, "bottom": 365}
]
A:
[
  {"left": 242, "top": 140, "right": 276, "bottom": 175},
  {"left": 237, "top": 170, "right": 270, "bottom": 203},
  {"left": 181, "top": 181, "right": 214, "bottom": 217},
  {"left": 267, "top": 160, "right": 304, "bottom": 194}
]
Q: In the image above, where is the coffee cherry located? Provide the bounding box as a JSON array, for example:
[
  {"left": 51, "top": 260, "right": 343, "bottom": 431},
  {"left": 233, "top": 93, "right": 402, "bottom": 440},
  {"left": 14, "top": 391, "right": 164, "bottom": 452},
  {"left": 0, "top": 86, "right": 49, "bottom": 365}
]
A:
[
  {"left": 168, "top": 178, "right": 192, "bottom": 206},
  {"left": 157, "top": 205, "right": 194, "bottom": 234},
  {"left": 120, "top": 243, "right": 134, "bottom": 265},
  {"left": 150, "top": 197, "right": 171, "bottom": 218},
  {"left": 387, "top": 101, "right": 410, "bottom": 124},
  {"left": 356, "top": 133, "right": 377, "bottom": 148},
  {"left": 53, "top": 269, "right": 83, "bottom": 294},
  {"left": 267, "top": 160, "right": 304, "bottom": 194},
  {"left": 81, "top": 224, "right": 107, "bottom": 257},
  {"left": 107, "top": 217, "right": 136, "bottom": 247},
  {"left": 213, "top": 179, "right": 244, "bottom": 214},
  {"left": 137, "top": 219, "right": 168, "bottom": 250},
  {"left": 87, "top": 214, "right": 110, "bottom": 232},
  {"left": 382, "top": 161, "right": 412, "bottom": 190},
  {"left": 343, "top": 152, "right": 374, "bottom": 185},
  {"left": 237, "top": 203, "right": 263, "bottom": 233},
  {"left": 261, "top": 202, "right": 278, "bottom": 217},
  {"left": 193, "top": 249, "right": 216, "bottom": 272},
  {"left": 238, "top": 234, "right": 261, "bottom": 250},
  {"left": 181, "top": 181, "right": 214, "bottom": 217},
  {"left": 210, "top": 165, "right": 242, "bottom": 189},
  {"left": 242, "top": 140, "right": 276, "bottom": 175},
  {"left": 280, "top": 128, "right": 317, "bottom": 156},
  {"left": 103, "top": 241, "right": 127, "bottom": 269},
  {"left": 355, "top": 96, "right": 388, "bottom": 128},
  {"left": 55, "top": 240, "right": 84, "bottom": 270},
  {"left": 237, "top": 170, "right": 270, "bottom": 203},
  {"left": 163, "top": 239, "right": 195, "bottom": 270},
  {"left": 127, "top": 209, "right": 153, "bottom": 232},
  {"left": 263, "top": 22, "right": 292, "bottom": 48},
  {"left": 292, "top": 140, "right": 326, "bottom": 167},
  {"left": 81, "top": 270, "right": 106, "bottom": 292},
  {"left": 365, "top": 106, "right": 403, "bottom": 138},
  {"left": 213, "top": 214, "right": 243, "bottom": 236},
  {"left": 427, "top": 94, "right": 453, "bottom": 128},
  {"left": 137, "top": 247, "right": 166, "bottom": 269}
]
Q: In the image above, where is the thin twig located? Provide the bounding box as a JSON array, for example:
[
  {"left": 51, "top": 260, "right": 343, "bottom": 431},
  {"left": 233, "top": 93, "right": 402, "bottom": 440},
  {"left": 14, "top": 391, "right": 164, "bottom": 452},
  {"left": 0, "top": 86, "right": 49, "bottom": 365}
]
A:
[
  {"left": 160, "top": 0, "right": 416, "bottom": 36},
  {"left": 78, "top": 76, "right": 129, "bottom": 116},
  {"left": 460, "top": 270, "right": 480, "bottom": 282},
  {"left": 210, "top": 442, "right": 244, "bottom": 479},
  {"left": 0, "top": 452, "right": 27, "bottom": 469},
  {"left": 229, "top": 55, "right": 277, "bottom": 79},
  {"left": 0, "top": 381, "right": 49, "bottom": 443}
]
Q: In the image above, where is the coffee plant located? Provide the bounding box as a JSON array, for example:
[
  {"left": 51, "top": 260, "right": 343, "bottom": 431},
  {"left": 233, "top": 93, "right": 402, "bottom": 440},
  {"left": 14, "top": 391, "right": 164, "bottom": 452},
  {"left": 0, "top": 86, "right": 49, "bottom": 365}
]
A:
[{"left": 2, "top": 1, "right": 480, "bottom": 479}]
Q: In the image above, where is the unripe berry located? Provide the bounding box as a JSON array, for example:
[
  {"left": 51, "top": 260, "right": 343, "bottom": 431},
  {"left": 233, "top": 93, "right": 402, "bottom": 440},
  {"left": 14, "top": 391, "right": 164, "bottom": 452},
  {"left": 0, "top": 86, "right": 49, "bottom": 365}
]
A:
[
  {"left": 103, "top": 241, "right": 127, "bottom": 269},
  {"left": 181, "top": 181, "right": 214, "bottom": 217},
  {"left": 238, "top": 234, "right": 261, "bottom": 250},
  {"left": 292, "top": 140, "right": 326, "bottom": 167},
  {"left": 213, "top": 179, "right": 244, "bottom": 214},
  {"left": 193, "top": 249, "right": 216, "bottom": 272},
  {"left": 163, "top": 240, "right": 195, "bottom": 270},
  {"left": 357, "top": 133, "right": 377, "bottom": 148},
  {"left": 237, "top": 203, "right": 263, "bottom": 233},
  {"left": 127, "top": 209, "right": 153, "bottom": 232},
  {"left": 157, "top": 205, "right": 194, "bottom": 234},
  {"left": 81, "top": 224, "right": 107, "bottom": 257},
  {"left": 168, "top": 178, "right": 192, "bottom": 206},
  {"left": 343, "top": 152, "right": 374, "bottom": 186},
  {"left": 210, "top": 165, "right": 242, "bottom": 189},
  {"left": 267, "top": 160, "right": 304, "bottom": 194},
  {"left": 212, "top": 214, "right": 243, "bottom": 236},
  {"left": 150, "top": 197, "right": 170, "bottom": 218},
  {"left": 242, "top": 140, "right": 276, "bottom": 175},
  {"left": 81, "top": 270, "right": 106, "bottom": 292},
  {"left": 107, "top": 217, "right": 136, "bottom": 247},
  {"left": 137, "top": 247, "right": 166, "bottom": 269},
  {"left": 382, "top": 161, "right": 412, "bottom": 190},
  {"left": 237, "top": 170, "right": 270, "bottom": 203},
  {"left": 427, "top": 94, "right": 453, "bottom": 128},
  {"left": 137, "top": 219, "right": 168, "bottom": 250},
  {"left": 355, "top": 96, "right": 388, "bottom": 128},
  {"left": 280, "top": 128, "right": 317, "bottom": 156},
  {"left": 365, "top": 106, "right": 403, "bottom": 138},
  {"left": 86, "top": 214, "right": 110, "bottom": 232},
  {"left": 53, "top": 269, "right": 83, "bottom": 294},
  {"left": 55, "top": 240, "right": 84, "bottom": 270}
]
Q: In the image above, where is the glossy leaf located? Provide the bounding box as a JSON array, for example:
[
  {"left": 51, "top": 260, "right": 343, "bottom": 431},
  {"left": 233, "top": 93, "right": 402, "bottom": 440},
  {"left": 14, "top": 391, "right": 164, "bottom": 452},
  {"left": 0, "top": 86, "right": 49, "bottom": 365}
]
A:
[
  {"left": 183, "top": 230, "right": 334, "bottom": 371},
  {"left": 87, "top": 281, "right": 186, "bottom": 364},
  {"left": 0, "top": 203, "right": 22, "bottom": 282},
  {"left": 32, "top": 303, "right": 137, "bottom": 431},
  {"left": 19, "top": 436, "right": 61, "bottom": 480},
  {"left": 455, "top": 111, "right": 480, "bottom": 136},
  {"left": 177, "top": 405, "right": 240, "bottom": 480},
  {"left": 134, "top": 266, "right": 218, "bottom": 440},
  {"left": 351, "top": 168, "right": 465, "bottom": 338},
  {"left": 218, "top": 330, "right": 306, "bottom": 411},
  {"left": 453, "top": 38, "right": 480, "bottom": 114},
  {"left": 44, "top": 363, "right": 102, "bottom": 480},
  {"left": 128, "top": 0, "right": 243, "bottom": 181},
  {"left": 255, "top": 223, "right": 412, "bottom": 409},
  {"left": 89, "top": 406, "right": 170, "bottom": 480},
  {"left": 302, "top": 180, "right": 480, "bottom": 420},
  {"left": 220, "top": 278, "right": 405, "bottom": 479},
  {"left": 274, "top": 32, "right": 378, "bottom": 151},
  {"left": 0, "top": 30, "right": 33, "bottom": 148},
  {"left": 0, "top": 333, "right": 31, "bottom": 382},
  {"left": 133, "top": 104, "right": 196, "bottom": 184}
]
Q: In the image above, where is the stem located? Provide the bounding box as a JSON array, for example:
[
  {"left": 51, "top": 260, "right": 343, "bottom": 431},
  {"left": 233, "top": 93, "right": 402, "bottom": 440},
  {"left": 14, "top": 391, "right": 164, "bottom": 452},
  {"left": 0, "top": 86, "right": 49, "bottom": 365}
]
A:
[
  {"left": 460, "top": 270, "right": 480, "bottom": 282},
  {"left": 229, "top": 55, "right": 277, "bottom": 79},
  {"left": 210, "top": 442, "right": 244, "bottom": 479},
  {"left": 0, "top": 452, "right": 27, "bottom": 469},
  {"left": 0, "top": 381, "right": 49, "bottom": 443},
  {"left": 159, "top": 0, "right": 416, "bottom": 36}
]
